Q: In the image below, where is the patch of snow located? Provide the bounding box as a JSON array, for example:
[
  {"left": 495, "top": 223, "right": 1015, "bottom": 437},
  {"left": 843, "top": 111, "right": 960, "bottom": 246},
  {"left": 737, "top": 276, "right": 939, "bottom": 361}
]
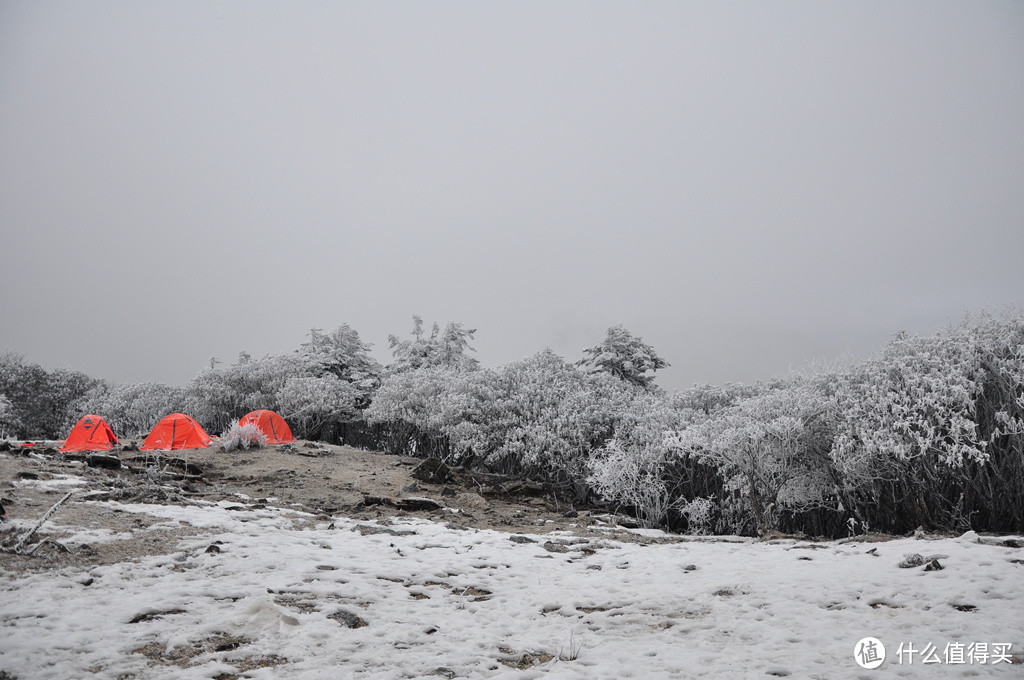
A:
[{"left": 0, "top": 504, "right": 1021, "bottom": 678}]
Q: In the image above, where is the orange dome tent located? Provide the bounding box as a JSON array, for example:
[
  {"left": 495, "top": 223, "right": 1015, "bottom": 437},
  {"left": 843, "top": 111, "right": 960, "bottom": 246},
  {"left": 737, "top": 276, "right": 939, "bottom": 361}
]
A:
[
  {"left": 239, "top": 409, "right": 294, "bottom": 444},
  {"left": 141, "top": 413, "right": 213, "bottom": 451},
  {"left": 61, "top": 415, "right": 119, "bottom": 452}
]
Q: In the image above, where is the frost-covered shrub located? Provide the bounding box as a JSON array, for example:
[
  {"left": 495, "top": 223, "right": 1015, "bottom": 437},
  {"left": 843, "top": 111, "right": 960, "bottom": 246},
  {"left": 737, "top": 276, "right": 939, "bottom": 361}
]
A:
[
  {"left": 480, "top": 351, "right": 633, "bottom": 495},
  {"left": 830, "top": 312, "right": 1024, "bottom": 532},
  {"left": 679, "top": 496, "right": 716, "bottom": 535},
  {"left": 0, "top": 393, "right": 20, "bottom": 439},
  {"left": 0, "top": 352, "right": 102, "bottom": 438},
  {"left": 668, "top": 380, "right": 836, "bottom": 535},
  {"left": 176, "top": 324, "right": 381, "bottom": 442},
  {"left": 587, "top": 391, "right": 699, "bottom": 527},
  {"left": 220, "top": 422, "right": 268, "bottom": 451},
  {"left": 185, "top": 353, "right": 306, "bottom": 434},
  {"left": 369, "top": 351, "right": 634, "bottom": 496},
  {"left": 278, "top": 374, "right": 361, "bottom": 440},
  {"left": 73, "top": 382, "right": 187, "bottom": 438}
]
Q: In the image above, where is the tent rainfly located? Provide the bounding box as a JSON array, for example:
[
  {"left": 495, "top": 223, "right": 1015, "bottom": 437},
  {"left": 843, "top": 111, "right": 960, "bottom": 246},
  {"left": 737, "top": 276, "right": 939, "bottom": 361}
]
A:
[
  {"left": 61, "top": 414, "right": 119, "bottom": 452},
  {"left": 239, "top": 409, "right": 294, "bottom": 444},
  {"left": 141, "top": 413, "right": 213, "bottom": 451}
]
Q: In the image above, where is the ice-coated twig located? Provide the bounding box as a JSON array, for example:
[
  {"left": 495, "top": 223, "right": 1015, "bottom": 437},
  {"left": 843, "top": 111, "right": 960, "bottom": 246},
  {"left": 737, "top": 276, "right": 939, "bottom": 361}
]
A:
[{"left": 7, "top": 491, "right": 74, "bottom": 554}]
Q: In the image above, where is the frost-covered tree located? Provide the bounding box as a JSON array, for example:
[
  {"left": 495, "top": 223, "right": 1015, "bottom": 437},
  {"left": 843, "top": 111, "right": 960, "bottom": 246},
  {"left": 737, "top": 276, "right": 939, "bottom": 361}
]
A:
[
  {"left": 387, "top": 316, "right": 479, "bottom": 373},
  {"left": 578, "top": 325, "right": 669, "bottom": 389},
  {"left": 300, "top": 325, "right": 381, "bottom": 406}
]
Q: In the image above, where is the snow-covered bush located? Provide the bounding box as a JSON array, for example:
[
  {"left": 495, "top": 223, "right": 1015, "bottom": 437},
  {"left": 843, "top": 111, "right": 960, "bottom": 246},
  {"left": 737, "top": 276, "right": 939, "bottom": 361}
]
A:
[
  {"left": 480, "top": 351, "right": 633, "bottom": 495},
  {"left": 369, "top": 350, "right": 632, "bottom": 496},
  {"left": 830, "top": 312, "right": 1024, "bottom": 532},
  {"left": 220, "top": 422, "right": 268, "bottom": 451},
  {"left": 278, "top": 374, "right": 361, "bottom": 440},
  {"left": 73, "top": 381, "right": 187, "bottom": 438},
  {"left": 0, "top": 352, "right": 102, "bottom": 438},
  {"left": 679, "top": 496, "right": 716, "bottom": 535},
  {"left": 185, "top": 352, "right": 306, "bottom": 433},
  {"left": 668, "top": 380, "right": 836, "bottom": 535},
  {"left": 587, "top": 391, "right": 699, "bottom": 527},
  {"left": 0, "top": 394, "right": 20, "bottom": 439}
]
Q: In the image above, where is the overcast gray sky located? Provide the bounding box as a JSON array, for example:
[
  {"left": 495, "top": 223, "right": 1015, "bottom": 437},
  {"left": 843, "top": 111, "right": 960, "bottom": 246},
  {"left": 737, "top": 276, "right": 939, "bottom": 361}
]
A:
[{"left": 1, "top": 1, "right": 1022, "bottom": 391}]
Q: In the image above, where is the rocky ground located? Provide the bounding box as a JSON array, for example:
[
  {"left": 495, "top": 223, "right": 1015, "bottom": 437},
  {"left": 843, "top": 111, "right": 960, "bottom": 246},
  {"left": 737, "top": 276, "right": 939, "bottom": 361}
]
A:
[{"left": 0, "top": 439, "right": 662, "bottom": 573}]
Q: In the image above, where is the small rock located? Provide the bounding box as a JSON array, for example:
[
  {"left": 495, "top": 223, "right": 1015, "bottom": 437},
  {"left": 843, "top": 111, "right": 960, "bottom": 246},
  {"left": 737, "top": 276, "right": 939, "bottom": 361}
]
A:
[
  {"left": 329, "top": 609, "right": 368, "bottom": 629},
  {"left": 205, "top": 544, "right": 222, "bottom": 554},
  {"left": 362, "top": 495, "right": 395, "bottom": 507},
  {"left": 15, "top": 471, "right": 39, "bottom": 480},
  {"left": 397, "top": 497, "right": 443, "bottom": 512},
  {"left": 80, "top": 491, "right": 112, "bottom": 502},
  {"left": 542, "top": 541, "right": 570, "bottom": 553},
  {"left": 129, "top": 608, "right": 186, "bottom": 624},
  {"left": 683, "top": 564, "right": 698, "bottom": 571},
  {"left": 898, "top": 554, "right": 925, "bottom": 568},
  {"left": 615, "top": 516, "right": 641, "bottom": 529},
  {"left": 924, "top": 559, "right": 944, "bottom": 571},
  {"left": 1002, "top": 539, "right": 1021, "bottom": 548},
  {"left": 509, "top": 535, "right": 537, "bottom": 544}
]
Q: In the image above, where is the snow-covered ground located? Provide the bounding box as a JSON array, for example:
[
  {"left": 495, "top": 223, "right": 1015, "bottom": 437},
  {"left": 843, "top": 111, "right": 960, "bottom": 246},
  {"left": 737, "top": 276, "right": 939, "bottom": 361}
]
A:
[{"left": 1, "top": 499, "right": 1022, "bottom": 679}]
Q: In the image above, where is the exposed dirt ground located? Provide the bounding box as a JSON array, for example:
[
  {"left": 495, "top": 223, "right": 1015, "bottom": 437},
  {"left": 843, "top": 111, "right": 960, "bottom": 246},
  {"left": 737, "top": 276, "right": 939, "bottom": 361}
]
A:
[{"left": 0, "top": 440, "right": 663, "bottom": 574}]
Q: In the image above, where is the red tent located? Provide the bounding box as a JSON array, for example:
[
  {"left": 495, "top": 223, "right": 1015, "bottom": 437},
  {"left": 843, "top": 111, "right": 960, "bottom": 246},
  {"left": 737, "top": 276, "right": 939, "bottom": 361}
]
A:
[
  {"left": 61, "top": 415, "right": 119, "bottom": 452},
  {"left": 141, "top": 413, "right": 212, "bottom": 451},
  {"left": 239, "top": 409, "right": 294, "bottom": 444}
]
